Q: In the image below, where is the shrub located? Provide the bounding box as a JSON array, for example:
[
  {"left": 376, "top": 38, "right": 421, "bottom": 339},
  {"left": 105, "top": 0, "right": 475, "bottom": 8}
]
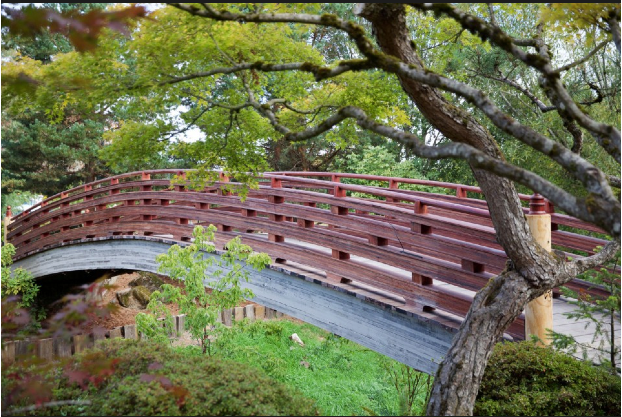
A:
[
  {"left": 2, "top": 339, "right": 320, "bottom": 416},
  {"left": 474, "top": 341, "right": 621, "bottom": 416}
]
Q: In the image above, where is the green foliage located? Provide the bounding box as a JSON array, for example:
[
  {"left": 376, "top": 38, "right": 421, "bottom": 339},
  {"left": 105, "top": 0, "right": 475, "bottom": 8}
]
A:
[
  {"left": 1, "top": 4, "right": 121, "bottom": 198},
  {"left": 189, "top": 318, "right": 430, "bottom": 416},
  {"left": 381, "top": 361, "right": 432, "bottom": 416},
  {"left": 1, "top": 244, "right": 39, "bottom": 309},
  {"left": 1, "top": 4, "right": 111, "bottom": 63},
  {"left": 1, "top": 3, "right": 145, "bottom": 54},
  {"left": 338, "top": 145, "right": 452, "bottom": 196},
  {"left": 1, "top": 112, "right": 111, "bottom": 196},
  {"left": 0, "top": 191, "right": 38, "bottom": 224},
  {"left": 1, "top": 338, "right": 320, "bottom": 416},
  {"left": 136, "top": 224, "right": 271, "bottom": 354},
  {"left": 551, "top": 248, "right": 621, "bottom": 371},
  {"left": 474, "top": 341, "right": 621, "bottom": 416}
]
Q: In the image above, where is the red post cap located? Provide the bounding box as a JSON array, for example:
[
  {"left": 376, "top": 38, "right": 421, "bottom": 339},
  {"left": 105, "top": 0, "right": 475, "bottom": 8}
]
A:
[
  {"left": 6, "top": 206, "right": 12, "bottom": 218},
  {"left": 528, "top": 193, "right": 546, "bottom": 215}
]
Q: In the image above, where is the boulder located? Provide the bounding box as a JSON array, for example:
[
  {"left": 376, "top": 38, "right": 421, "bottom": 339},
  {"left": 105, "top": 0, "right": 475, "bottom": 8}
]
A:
[
  {"left": 116, "top": 289, "right": 138, "bottom": 308},
  {"left": 132, "top": 286, "right": 152, "bottom": 306},
  {"left": 129, "top": 273, "right": 165, "bottom": 292},
  {"left": 116, "top": 286, "right": 152, "bottom": 309}
]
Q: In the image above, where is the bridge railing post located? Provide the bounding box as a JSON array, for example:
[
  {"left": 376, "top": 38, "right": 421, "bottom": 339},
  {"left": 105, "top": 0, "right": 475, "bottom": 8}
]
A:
[
  {"left": 385, "top": 179, "right": 400, "bottom": 220},
  {"left": 267, "top": 177, "right": 286, "bottom": 263},
  {"left": 411, "top": 200, "right": 433, "bottom": 287},
  {"left": 174, "top": 171, "right": 187, "bottom": 193},
  {"left": 525, "top": 193, "right": 553, "bottom": 346},
  {"left": 297, "top": 201, "right": 315, "bottom": 229},
  {"left": 139, "top": 172, "right": 153, "bottom": 220},
  {"left": 217, "top": 172, "right": 229, "bottom": 196},
  {"left": 327, "top": 183, "right": 352, "bottom": 284},
  {"left": 4, "top": 206, "right": 12, "bottom": 245},
  {"left": 141, "top": 172, "right": 152, "bottom": 194},
  {"left": 84, "top": 185, "right": 93, "bottom": 201},
  {"left": 110, "top": 178, "right": 119, "bottom": 195},
  {"left": 455, "top": 186, "right": 467, "bottom": 198}
]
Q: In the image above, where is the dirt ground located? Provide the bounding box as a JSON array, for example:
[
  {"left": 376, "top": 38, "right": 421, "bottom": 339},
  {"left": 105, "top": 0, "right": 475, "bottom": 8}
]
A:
[{"left": 83, "top": 271, "right": 254, "bottom": 334}]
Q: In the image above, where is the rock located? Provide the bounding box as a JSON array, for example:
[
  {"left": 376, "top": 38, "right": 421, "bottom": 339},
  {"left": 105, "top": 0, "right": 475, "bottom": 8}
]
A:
[
  {"left": 116, "top": 289, "right": 136, "bottom": 308},
  {"left": 103, "top": 275, "right": 118, "bottom": 286},
  {"left": 129, "top": 272, "right": 165, "bottom": 292},
  {"left": 290, "top": 333, "right": 304, "bottom": 347},
  {"left": 299, "top": 361, "right": 310, "bottom": 369},
  {"left": 116, "top": 286, "right": 152, "bottom": 309},
  {"left": 132, "top": 286, "right": 152, "bottom": 306}
]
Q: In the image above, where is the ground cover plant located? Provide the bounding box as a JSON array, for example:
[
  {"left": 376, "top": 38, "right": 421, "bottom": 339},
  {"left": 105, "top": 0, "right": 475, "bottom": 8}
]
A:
[
  {"left": 1, "top": 338, "right": 320, "bottom": 416},
  {"left": 175, "top": 318, "right": 432, "bottom": 416}
]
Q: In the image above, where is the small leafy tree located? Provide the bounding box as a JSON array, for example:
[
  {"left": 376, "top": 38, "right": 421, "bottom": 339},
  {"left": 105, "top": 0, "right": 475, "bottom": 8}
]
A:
[
  {"left": 551, "top": 247, "right": 621, "bottom": 372},
  {"left": 136, "top": 225, "right": 271, "bottom": 354}
]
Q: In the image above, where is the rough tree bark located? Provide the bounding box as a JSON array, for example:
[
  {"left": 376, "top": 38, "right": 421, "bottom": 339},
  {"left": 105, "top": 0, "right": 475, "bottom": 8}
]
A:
[{"left": 353, "top": 4, "right": 611, "bottom": 415}]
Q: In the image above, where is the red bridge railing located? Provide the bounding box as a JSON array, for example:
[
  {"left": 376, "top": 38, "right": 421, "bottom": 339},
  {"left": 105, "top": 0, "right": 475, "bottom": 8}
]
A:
[{"left": 6, "top": 170, "right": 617, "bottom": 341}]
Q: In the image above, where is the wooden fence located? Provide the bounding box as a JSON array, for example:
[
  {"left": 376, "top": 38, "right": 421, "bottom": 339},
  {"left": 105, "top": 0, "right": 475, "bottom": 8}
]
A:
[{"left": 2, "top": 304, "right": 282, "bottom": 364}]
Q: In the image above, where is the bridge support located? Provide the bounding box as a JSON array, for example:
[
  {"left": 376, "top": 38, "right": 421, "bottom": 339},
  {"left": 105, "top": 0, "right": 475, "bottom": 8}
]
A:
[
  {"left": 12, "top": 238, "right": 456, "bottom": 374},
  {"left": 525, "top": 193, "right": 553, "bottom": 345}
]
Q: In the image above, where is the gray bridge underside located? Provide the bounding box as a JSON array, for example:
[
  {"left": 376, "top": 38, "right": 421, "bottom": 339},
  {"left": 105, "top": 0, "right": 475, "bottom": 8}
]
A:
[{"left": 12, "top": 237, "right": 456, "bottom": 374}]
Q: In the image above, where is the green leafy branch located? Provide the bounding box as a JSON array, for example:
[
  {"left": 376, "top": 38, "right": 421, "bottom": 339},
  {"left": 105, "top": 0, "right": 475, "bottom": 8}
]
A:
[{"left": 136, "top": 225, "right": 271, "bottom": 354}]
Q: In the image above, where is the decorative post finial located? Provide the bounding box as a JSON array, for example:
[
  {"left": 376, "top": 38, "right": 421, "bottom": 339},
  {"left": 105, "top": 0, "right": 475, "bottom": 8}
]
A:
[
  {"left": 6, "top": 206, "right": 12, "bottom": 218},
  {"left": 528, "top": 193, "right": 546, "bottom": 215}
]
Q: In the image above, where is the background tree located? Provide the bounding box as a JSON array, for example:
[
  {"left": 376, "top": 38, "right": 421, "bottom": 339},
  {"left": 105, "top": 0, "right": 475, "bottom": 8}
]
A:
[
  {"left": 1, "top": 3, "right": 620, "bottom": 415},
  {"left": 1, "top": 3, "right": 113, "bottom": 199},
  {"left": 0, "top": 3, "right": 155, "bottom": 200}
]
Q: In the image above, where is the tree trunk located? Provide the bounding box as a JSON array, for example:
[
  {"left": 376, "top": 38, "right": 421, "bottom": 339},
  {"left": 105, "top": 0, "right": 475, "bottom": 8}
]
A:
[{"left": 355, "top": 4, "right": 565, "bottom": 415}]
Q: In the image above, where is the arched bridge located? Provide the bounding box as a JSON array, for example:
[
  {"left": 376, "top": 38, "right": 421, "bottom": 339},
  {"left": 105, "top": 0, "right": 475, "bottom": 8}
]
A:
[{"left": 7, "top": 170, "right": 617, "bottom": 373}]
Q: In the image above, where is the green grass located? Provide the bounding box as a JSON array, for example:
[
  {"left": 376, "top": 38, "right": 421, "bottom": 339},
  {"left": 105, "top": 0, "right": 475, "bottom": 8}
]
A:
[{"left": 172, "top": 318, "right": 431, "bottom": 416}]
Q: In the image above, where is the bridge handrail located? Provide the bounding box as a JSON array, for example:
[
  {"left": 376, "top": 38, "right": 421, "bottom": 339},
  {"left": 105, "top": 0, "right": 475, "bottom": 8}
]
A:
[
  {"left": 7, "top": 173, "right": 614, "bottom": 288},
  {"left": 12, "top": 169, "right": 606, "bottom": 235},
  {"left": 8, "top": 171, "right": 620, "bottom": 342},
  {"left": 264, "top": 171, "right": 606, "bottom": 235},
  {"left": 9, "top": 170, "right": 610, "bottom": 253}
]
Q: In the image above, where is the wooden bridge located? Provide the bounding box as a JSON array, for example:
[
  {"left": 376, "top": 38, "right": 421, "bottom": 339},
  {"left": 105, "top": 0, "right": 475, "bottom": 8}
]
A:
[{"left": 6, "top": 170, "right": 619, "bottom": 373}]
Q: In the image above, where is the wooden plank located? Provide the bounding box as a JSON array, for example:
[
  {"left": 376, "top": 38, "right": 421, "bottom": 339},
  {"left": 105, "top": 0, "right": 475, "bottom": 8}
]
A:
[
  {"left": 2, "top": 341, "right": 16, "bottom": 364},
  {"left": 123, "top": 324, "right": 137, "bottom": 340},
  {"left": 54, "top": 337, "right": 73, "bottom": 358},
  {"left": 109, "top": 327, "right": 123, "bottom": 339},
  {"left": 222, "top": 308, "right": 232, "bottom": 326},
  {"left": 255, "top": 305, "right": 266, "bottom": 320},
  {"left": 36, "top": 338, "right": 54, "bottom": 360},
  {"left": 234, "top": 307, "right": 244, "bottom": 322},
  {"left": 175, "top": 315, "right": 185, "bottom": 335},
  {"left": 245, "top": 305, "right": 255, "bottom": 321},
  {"left": 73, "top": 334, "right": 91, "bottom": 353}
]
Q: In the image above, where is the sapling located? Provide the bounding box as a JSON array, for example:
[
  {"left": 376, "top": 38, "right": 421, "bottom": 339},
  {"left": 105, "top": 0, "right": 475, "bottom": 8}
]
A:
[{"left": 137, "top": 225, "right": 271, "bottom": 354}]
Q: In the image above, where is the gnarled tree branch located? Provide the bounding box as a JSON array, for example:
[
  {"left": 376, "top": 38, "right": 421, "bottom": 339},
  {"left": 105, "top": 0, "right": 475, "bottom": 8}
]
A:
[{"left": 409, "top": 3, "right": 621, "bottom": 154}]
